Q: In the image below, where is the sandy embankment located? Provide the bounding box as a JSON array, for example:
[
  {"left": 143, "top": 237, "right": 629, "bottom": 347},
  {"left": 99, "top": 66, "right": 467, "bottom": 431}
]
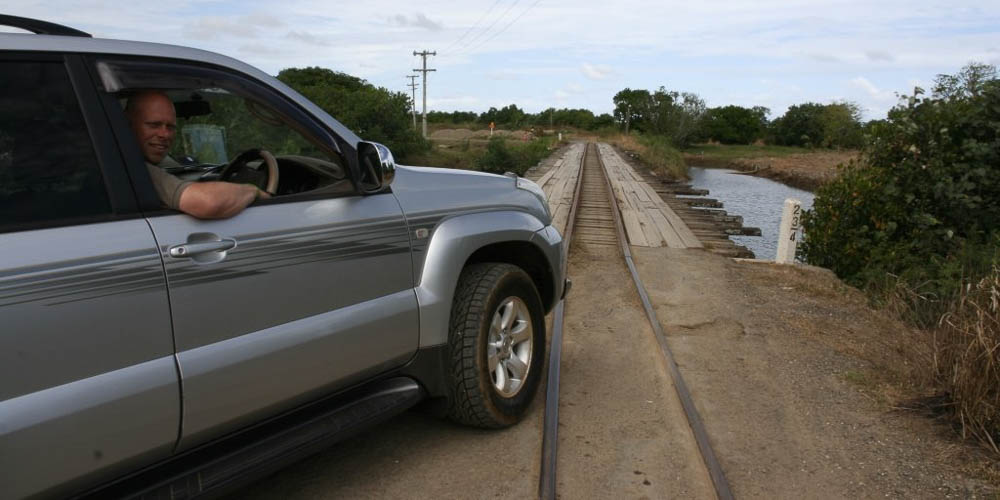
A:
[{"left": 686, "top": 151, "right": 859, "bottom": 191}]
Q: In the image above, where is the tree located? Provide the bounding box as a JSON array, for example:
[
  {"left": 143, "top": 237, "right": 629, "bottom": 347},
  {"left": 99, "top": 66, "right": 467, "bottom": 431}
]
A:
[
  {"left": 701, "top": 105, "right": 769, "bottom": 144},
  {"left": 771, "top": 102, "right": 826, "bottom": 147},
  {"left": 494, "top": 104, "right": 526, "bottom": 127},
  {"left": 612, "top": 88, "right": 651, "bottom": 133},
  {"left": 820, "top": 101, "right": 864, "bottom": 149},
  {"left": 612, "top": 87, "right": 706, "bottom": 147},
  {"left": 591, "top": 113, "right": 615, "bottom": 130},
  {"left": 771, "top": 101, "right": 864, "bottom": 149},
  {"left": 932, "top": 62, "right": 998, "bottom": 99},
  {"left": 478, "top": 107, "right": 499, "bottom": 125},
  {"left": 427, "top": 110, "right": 478, "bottom": 124},
  {"left": 277, "top": 67, "right": 427, "bottom": 158}
]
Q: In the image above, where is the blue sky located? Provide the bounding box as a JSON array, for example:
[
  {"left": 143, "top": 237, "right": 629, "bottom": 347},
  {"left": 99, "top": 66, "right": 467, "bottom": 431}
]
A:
[{"left": 5, "top": 1, "right": 1000, "bottom": 120}]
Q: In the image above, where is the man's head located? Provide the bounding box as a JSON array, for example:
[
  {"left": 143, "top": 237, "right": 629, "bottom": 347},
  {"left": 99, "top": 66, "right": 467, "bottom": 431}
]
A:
[{"left": 125, "top": 91, "right": 176, "bottom": 164}]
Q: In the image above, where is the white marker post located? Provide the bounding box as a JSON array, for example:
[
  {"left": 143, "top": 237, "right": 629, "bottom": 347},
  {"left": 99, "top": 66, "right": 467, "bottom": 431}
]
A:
[{"left": 775, "top": 198, "right": 803, "bottom": 264}]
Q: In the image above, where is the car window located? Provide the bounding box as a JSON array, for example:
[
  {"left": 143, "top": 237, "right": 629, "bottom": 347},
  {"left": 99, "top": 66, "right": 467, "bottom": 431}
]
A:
[
  {"left": 99, "top": 59, "right": 352, "bottom": 201},
  {"left": 163, "top": 89, "right": 350, "bottom": 197},
  {"left": 167, "top": 89, "right": 331, "bottom": 165},
  {"left": 0, "top": 60, "right": 111, "bottom": 230}
]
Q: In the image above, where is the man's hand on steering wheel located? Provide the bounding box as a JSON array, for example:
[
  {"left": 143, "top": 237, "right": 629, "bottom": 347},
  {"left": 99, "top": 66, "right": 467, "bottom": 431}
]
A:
[{"left": 218, "top": 148, "right": 279, "bottom": 195}]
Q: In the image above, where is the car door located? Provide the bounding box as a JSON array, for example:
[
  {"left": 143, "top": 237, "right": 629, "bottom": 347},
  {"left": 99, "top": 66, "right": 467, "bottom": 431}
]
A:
[
  {"left": 96, "top": 58, "right": 419, "bottom": 450},
  {"left": 0, "top": 54, "right": 178, "bottom": 499}
]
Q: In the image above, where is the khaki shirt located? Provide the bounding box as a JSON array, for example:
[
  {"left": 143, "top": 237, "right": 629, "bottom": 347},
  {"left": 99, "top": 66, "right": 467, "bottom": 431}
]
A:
[{"left": 145, "top": 156, "right": 192, "bottom": 210}]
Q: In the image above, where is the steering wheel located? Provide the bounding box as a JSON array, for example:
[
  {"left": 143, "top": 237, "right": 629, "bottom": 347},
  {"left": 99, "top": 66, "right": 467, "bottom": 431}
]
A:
[{"left": 218, "top": 148, "right": 279, "bottom": 195}]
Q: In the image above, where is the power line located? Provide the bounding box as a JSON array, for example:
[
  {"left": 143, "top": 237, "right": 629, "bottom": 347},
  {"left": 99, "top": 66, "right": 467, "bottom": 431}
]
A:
[
  {"left": 442, "top": 0, "right": 503, "bottom": 53},
  {"left": 452, "top": 0, "right": 522, "bottom": 56},
  {"left": 465, "top": 0, "right": 543, "bottom": 54}
]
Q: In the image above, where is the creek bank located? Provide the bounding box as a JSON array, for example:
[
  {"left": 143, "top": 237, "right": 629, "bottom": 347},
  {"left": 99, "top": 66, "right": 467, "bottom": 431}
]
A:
[{"left": 684, "top": 150, "right": 858, "bottom": 192}]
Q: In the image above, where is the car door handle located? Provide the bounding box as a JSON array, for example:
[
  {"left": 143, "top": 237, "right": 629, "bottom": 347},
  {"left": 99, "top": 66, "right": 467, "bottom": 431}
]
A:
[{"left": 168, "top": 238, "right": 237, "bottom": 258}]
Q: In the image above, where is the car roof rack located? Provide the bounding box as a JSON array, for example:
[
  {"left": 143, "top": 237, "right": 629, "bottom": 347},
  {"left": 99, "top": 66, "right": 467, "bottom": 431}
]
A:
[{"left": 0, "top": 14, "right": 91, "bottom": 37}]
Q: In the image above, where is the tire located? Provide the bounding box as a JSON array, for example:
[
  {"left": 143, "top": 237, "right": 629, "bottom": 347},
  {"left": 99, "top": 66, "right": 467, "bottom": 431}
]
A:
[{"left": 446, "top": 263, "right": 546, "bottom": 428}]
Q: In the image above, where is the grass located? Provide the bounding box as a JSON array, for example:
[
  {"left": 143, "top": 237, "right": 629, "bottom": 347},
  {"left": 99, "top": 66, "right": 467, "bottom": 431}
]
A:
[
  {"left": 929, "top": 268, "right": 1000, "bottom": 454},
  {"left": 427, "top": 122, "right": 485, "bottom": 132},
  {"left": 605, "top": 133, "right": 687, "bottom": 179},
  {"left": 398, "top": 135, "right": 563, "bottom": 175},
  {"left": 883, "top": 266, "right": 1000, "bottom": 456},
  {"left": 843, "top": 370, "right": 869, "bottom": 386},
  {"left": 399, "top": 141, "right": 484, "bottom": 170}
]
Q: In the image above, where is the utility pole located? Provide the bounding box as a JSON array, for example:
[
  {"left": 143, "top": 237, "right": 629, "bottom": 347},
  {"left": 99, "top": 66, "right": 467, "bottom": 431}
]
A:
[
  {"left": 625, "top": 103, "right": 632, "bottom": 135},
  {"left": 406, "top": 75, "right": 419, "bottom": 130},
  {"left": 413, "top": 50, "right": 436, "bottom": 139}
]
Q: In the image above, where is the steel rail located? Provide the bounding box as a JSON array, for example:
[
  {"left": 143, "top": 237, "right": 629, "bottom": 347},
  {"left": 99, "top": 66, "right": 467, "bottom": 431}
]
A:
[
  {"left": 593, "top": 143, "right": 735, "bottom": 500},
  {"left": 538, "top": 143, "right": 588, "bottom": 500}
]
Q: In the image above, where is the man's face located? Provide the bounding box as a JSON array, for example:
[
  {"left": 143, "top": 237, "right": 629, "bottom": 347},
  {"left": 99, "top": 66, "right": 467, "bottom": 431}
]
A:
[{"left": 128, "top": 94, "right": 176, "bottom": 164}]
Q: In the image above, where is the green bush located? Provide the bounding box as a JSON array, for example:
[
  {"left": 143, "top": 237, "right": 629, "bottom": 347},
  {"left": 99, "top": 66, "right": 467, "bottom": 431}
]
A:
[
  {"left": 701, "top": 105, "right": 769, "bottom": 144},
  {"left": 476, "top": 136, "right": 555, "bottom": 176},
  {"left": 635, "top": 134, "right": 687, "bottom": 179},
  {"left": 477, "top": 137, "right": 518, "bottom": 174},
  {"left": 802, "top": 63, "right": 1000, "bottom": 320},
  {"left": 770, "top": 101, "right": 864, "bottom": 149},
  {"left": 802, "top": 63, "right": 1000, "bottom": 451}
]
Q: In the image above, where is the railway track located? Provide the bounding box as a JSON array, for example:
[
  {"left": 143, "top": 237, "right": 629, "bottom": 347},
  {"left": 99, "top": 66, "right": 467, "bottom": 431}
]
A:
[{"left": 538, "top": 143, "right": 734, "bottom": 500}]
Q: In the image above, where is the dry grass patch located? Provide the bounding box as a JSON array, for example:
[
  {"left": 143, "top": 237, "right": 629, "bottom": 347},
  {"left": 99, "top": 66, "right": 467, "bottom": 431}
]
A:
[{"left": 932, "top": 268, "right": 1000, "bottom": 454}]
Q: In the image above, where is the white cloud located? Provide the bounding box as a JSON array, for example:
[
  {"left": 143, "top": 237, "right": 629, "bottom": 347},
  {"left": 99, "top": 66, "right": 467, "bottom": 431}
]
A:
[
  {"left": 185, "top": 14, "right": 285, "bottom": 41},
  {"left": 6, "top": 0, "right": 998, "bottom": 119},
  {"left": 389, "top": 13, "right": 443, "bottom": 31},
  {"left": 429, "top": 95, "right": 481, "bottom": 108},
  {"left": 286, "top": 31, "right": 327, "bottom": 46},
  {"left": 486, "top": 69, "right": 523, "bottom": 80},
  {"left": 806, "top": 53, "right": 842, "bottom": 63},
  {"left": 581, "top": 63, "right": 613, "bottom": 80},
  {"left": 849, "top": 76, "right": 897, "bottom": 101},
  {"left": 866, "top": 49, "right": 894, "bottom": 62}
]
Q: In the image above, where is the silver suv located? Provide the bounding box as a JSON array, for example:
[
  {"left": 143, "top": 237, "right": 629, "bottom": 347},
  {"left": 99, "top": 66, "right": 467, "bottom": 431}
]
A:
[{"left": 0, "top": 15, "right": 566, "bottom": 499}]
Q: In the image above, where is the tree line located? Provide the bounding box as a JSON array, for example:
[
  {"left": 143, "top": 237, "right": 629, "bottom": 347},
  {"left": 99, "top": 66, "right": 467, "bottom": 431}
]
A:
[
  {"left": 428, "top": 105, "right": 615, "bottom": 131},
  {"left": 274, "top": 66, "right": 871, "bottom": 156},
  {"left": 428, "top": 89, "right": 868, "bottom": 150},
  {"left": 610, "top": 87, "right": 868, "bottom": 149}
]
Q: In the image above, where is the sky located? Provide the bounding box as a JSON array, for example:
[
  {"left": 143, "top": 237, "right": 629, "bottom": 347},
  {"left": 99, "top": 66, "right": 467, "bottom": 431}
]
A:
[{"left": 5, "top": 1, "right": 1000, "bottom": 120}]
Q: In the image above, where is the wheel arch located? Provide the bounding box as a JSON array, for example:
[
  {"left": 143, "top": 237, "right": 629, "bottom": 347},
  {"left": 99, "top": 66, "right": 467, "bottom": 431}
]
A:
[
  {"left": 464, "top": 241, "right": 555, "bottom": 314},
  {"left": 412, "top": 210, "right": 562, "bottom": 349}
]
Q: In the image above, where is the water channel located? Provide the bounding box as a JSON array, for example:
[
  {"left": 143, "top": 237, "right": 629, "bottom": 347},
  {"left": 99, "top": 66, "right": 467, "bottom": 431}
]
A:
[{"left": 685, "top": 166, "right": 815, "bottom": 260}]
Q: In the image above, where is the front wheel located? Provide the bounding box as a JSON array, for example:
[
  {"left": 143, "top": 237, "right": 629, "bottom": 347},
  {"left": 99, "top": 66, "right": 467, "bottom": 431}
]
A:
[{"left": 447, "top": 263, "right": 546, "bottom": 428}]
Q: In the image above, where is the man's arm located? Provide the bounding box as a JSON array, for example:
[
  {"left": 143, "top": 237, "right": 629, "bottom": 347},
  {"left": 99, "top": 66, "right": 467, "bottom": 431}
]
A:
[{"left": 178, "top": 182, "right": 270, "bottom": 219}]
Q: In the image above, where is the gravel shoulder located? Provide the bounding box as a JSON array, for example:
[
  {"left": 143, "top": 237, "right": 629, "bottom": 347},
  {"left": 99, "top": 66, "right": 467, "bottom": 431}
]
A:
[{"left": 632, "top": 247, "right": 995, "bottom": 498}]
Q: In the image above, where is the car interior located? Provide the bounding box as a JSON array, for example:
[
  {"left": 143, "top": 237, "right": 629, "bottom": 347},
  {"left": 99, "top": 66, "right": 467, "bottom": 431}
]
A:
[{"left": 120, "top": 87, "right": 355, "bottom": 199}]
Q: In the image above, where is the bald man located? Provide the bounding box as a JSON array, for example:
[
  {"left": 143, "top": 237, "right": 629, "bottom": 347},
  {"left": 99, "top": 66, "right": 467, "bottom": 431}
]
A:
[{"left": 125, "top": 91, "right": 269, "bottom": 219}]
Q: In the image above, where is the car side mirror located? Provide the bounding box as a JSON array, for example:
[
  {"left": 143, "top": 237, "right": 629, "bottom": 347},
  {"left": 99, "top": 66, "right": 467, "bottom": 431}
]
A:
[{"left": 357, "top": 141, "right": 395, "bottom": 194}]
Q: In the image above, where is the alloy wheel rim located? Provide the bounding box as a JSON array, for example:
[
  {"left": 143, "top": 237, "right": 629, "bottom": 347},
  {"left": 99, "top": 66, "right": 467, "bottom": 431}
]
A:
[{"left": 487, "top": 296, "right": 533, "bottom": 397}]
